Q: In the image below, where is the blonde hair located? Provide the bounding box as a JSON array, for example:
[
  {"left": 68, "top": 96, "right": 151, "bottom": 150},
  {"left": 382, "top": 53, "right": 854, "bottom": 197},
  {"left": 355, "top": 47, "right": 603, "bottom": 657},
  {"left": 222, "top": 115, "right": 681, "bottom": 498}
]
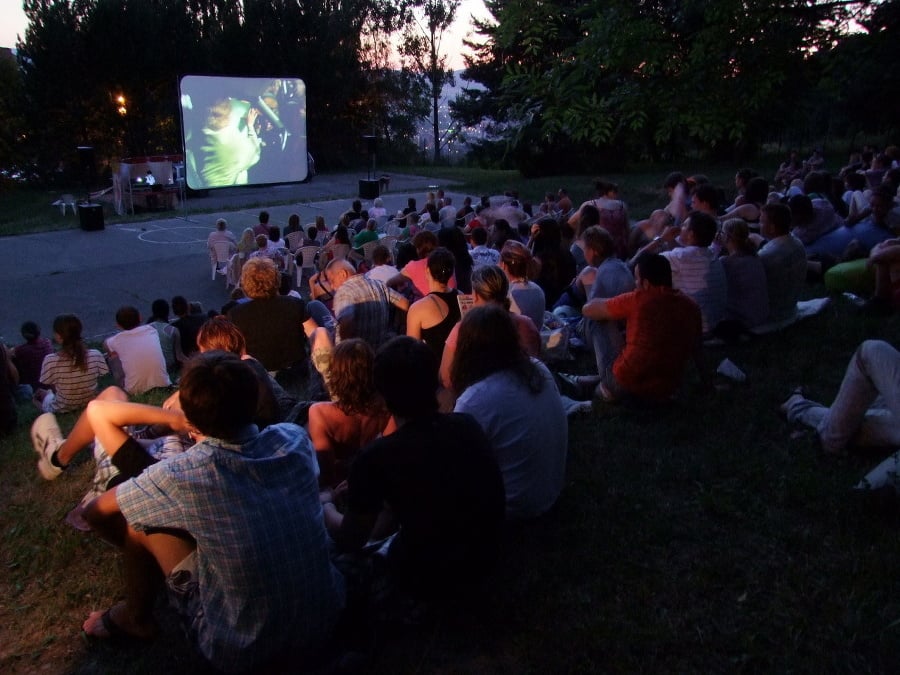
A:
[{"left": 241, "top": 257, "right": 280, "bottom": 299}]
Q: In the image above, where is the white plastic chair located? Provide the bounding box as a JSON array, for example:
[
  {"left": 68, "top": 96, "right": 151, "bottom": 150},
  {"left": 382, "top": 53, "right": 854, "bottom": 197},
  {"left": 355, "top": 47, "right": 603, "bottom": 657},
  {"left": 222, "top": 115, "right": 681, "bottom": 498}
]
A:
[
  {"left": 284, "top": 230, "right": 305, "bottom": 253},
  {"left": 52, "top": 194, "right": 77, "bottom": 215},
  {"left": 360, "top": 240, "right": 381, "bottom": 265},
  {"left": 295, "top": 245, "right": 320, "bottom": 287},
  {"left": 226, "top": 253, "right": 243, "bottom": 289},
  {"left": 210, "top": 241, "right": 233, "bottom": 280}
]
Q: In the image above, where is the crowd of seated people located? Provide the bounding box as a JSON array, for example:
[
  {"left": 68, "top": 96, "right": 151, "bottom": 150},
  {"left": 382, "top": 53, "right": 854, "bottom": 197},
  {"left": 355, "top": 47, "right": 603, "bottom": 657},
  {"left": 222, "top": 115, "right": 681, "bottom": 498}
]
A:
[{"left": 7, "top": 154, "right": 900, "bottom": 670}]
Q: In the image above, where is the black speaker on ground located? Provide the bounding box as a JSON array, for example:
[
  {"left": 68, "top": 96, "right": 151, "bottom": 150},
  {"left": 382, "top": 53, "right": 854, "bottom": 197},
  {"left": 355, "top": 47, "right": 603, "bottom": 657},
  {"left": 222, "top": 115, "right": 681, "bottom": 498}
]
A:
[
  {"left": 77, "top": 203, "right": 104, "bottom": 231},
  {"left": 359, "top": 179, "right": 379, "bottom": 200}
]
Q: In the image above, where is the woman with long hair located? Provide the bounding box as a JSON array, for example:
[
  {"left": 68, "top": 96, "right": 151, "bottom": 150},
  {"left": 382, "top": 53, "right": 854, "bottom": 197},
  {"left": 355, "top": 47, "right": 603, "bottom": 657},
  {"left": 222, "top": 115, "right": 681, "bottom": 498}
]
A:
[
  {"left": 306, "top": 338, "right": 391, "bottom": 486},
  {"left": 500, "top": 240, "right": 545, "bottom": 330},
  {"left": 406, "top": 247, "right": 460, "bottom": 361},
  {"left": 439, "top": 265, "right": 541, "bottom": 394},
  {"left": 33, "top": 314, "right": 109, "bottom": 413},
  {"left": 450, "top": 305, "right": 567, "bottom": 519}
]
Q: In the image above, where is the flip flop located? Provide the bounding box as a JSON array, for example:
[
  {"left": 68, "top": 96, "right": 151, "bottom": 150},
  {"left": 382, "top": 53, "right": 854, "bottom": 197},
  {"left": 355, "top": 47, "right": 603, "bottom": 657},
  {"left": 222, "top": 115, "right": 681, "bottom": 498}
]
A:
[{"left": 83, "top": 607, "right": 156, "bottom": 643}]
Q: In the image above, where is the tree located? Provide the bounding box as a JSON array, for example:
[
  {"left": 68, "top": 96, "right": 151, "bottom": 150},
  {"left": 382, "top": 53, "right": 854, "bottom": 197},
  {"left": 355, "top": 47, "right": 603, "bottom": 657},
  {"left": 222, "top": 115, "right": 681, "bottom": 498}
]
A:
[
  {"left": 454, "top": 0, "right": 875, "bottom": 170},
  {"left": 401, "top": 0, "right": 460, "bottom": 162}
]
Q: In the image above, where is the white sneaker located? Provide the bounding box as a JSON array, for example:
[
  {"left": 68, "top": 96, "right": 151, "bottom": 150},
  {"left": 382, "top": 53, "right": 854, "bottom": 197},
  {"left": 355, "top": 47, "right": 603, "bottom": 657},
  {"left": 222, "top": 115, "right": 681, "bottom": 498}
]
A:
[{"left": 31, "top": 413, "right": 65, "bottom": 480}]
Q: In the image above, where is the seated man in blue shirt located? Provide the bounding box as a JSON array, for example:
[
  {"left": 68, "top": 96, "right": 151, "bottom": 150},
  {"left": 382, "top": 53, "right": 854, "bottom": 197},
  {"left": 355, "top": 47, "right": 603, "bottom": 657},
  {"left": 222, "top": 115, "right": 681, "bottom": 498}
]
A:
[{"left": 81, "top": 351, "right": 345, "bottom": 673}]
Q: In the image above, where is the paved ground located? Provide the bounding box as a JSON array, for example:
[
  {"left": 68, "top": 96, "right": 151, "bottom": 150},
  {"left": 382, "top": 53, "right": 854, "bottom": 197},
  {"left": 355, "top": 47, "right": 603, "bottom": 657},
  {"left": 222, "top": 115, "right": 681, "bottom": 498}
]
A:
[{"left": 0, "top": 172, "right": 465, "bottom": 343}]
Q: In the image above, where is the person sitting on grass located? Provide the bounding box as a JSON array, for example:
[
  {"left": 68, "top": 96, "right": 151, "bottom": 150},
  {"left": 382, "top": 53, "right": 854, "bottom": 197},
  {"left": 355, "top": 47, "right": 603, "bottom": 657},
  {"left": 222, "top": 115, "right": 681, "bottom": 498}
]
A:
[
  {"left": 576, "top": 253, "right": 702, "bottom": 403},
  {"left": 33, "top": 314, "right": 109, "bottom": 414},
  {"left": 451, "top": 305, "right": 567, "bottom": 520},
  {"left": 31, "top": 318, "right": 293, "bottom": 504},
  {"left": 11, "top": 320, "right": 53, "bottom": 400},
  {"left": 561, "top": 227, "right": 637, "bottom": 393},
  {"left": 440, "top": 264, "right": 541, "bottom": 396},
  {"left": 321, "top": 336, "right": 504, "bottom": 610},
  {"left": 757, "top": 202, "right": 808, "bottom": 323},
  {"left": 781, "top": 340, "right": 900, "bottom": 456},
  {"left": 78, "top": 352, "right": 345, "bottom": 671},
  {"left": 364, "top": 244, "right": 400, "bottom": 286},
  {"left": 306, "top": 338, "right": 392, "bottom": 488},
  {"left": 104, "top": 305, "right": 171, "bottom": 396},
  {"left": 405, "top": 247, "right": 460, "bottom": 361},
  {"left": 861, "top": 236, "right": 900, "bottom": 315}
]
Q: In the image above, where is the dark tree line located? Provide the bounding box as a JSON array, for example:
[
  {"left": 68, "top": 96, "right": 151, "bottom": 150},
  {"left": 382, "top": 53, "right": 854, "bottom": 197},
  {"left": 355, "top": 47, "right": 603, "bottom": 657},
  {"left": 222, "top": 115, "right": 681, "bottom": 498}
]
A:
[
  {"left": 452, "top": 0, "right": 900, "bottom": 173},
  {"left": 4, "top": 0, "right": 900, "bottom": 181}
]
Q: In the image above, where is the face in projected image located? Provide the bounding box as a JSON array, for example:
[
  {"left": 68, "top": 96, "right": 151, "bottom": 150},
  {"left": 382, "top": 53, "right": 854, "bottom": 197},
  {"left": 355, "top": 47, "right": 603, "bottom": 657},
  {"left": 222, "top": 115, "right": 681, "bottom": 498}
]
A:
[
  {"left": 199, "top": 98, "right": 263, "bottom": 187},
  {"left": 182, "top": 76, "right": 308, "bottom": 190}
]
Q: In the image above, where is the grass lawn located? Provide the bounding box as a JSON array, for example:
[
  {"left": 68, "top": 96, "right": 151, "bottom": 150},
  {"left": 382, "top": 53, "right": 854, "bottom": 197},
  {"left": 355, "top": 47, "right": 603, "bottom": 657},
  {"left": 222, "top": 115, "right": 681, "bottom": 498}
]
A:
[{"left": 2, "top": 166, "right": 900, "bottom": 672}]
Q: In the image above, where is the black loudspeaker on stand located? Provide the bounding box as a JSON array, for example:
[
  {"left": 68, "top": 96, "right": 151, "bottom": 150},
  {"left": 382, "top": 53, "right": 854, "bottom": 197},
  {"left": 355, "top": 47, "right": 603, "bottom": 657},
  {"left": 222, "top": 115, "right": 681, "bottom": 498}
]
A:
[
  {"left": 359, "top": 135, "right": 379, "bottom": 199},
  {"left": 76, "top": 145, "right": 104, "bottom": 231}
]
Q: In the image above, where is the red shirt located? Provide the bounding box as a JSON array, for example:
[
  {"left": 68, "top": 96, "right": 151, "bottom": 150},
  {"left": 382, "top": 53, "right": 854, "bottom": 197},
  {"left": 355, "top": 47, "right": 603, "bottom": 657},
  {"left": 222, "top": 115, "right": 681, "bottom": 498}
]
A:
[{"left": 604, "top": 287, "right": 701, "bottom": 400}]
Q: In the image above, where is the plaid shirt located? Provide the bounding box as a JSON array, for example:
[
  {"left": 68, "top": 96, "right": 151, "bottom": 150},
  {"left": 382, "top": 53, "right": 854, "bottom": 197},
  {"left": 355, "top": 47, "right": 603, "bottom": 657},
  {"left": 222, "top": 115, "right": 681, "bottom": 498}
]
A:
[
  {"left": 333, "top": 274, "right": 406, "bottom": 347},
  {"left": 116, "top": 424, "right": 345, "bottom": 673}
]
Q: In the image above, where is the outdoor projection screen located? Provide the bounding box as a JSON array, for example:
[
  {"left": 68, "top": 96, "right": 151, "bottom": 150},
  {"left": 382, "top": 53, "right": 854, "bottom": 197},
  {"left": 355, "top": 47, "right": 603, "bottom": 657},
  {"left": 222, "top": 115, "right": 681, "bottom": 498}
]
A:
[{"left": 179, "top": 75, "right": 308, "bottom": 190}]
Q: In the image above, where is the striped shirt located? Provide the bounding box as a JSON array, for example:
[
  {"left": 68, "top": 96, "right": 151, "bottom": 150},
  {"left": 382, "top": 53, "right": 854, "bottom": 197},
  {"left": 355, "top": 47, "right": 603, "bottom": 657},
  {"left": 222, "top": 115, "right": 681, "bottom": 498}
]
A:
[
  {"left": 662, "top": 246, "right": 726, "bottom": 334},
  {"left": 39, "top": 349, "right": 109, "bottom": 412}
]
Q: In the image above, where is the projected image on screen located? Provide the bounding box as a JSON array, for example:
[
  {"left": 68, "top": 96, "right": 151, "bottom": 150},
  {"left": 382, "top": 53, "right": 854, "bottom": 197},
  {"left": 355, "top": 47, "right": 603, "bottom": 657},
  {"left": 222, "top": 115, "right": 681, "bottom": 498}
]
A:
[{"left": 180, "top": 75, "right": 308, "bottom": 190}]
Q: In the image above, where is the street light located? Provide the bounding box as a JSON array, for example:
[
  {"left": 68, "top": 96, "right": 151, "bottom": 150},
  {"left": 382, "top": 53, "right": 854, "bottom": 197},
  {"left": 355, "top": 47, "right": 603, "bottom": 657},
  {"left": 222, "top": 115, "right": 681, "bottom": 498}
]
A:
[{"left": 116, "top": 94, "right": 127, "bottom": 116}]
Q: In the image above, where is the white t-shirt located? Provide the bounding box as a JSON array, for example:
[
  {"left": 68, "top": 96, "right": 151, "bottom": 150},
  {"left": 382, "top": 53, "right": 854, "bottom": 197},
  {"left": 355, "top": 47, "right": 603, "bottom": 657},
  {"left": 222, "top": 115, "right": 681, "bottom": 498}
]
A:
[
  {"left": 365, "top": 264, "right": 401, "bottom": 286},
  {"left": 105, "top": 325, "right": 170, "bottom": 394}
]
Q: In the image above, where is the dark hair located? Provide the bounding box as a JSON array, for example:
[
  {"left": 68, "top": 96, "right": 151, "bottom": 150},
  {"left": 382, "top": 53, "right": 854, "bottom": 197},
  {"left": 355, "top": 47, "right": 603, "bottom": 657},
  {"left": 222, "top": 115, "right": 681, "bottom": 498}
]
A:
[
  {"left": 268, "top": 225, "right": 281, "bottom": 242},
  {"left": 329, "top": 339, "right": 385, "bottom": 417},
  {"left": 372, "top": 244, "right": 391, "bottom": 265},
  {"left": 844, "top": 172, "right": 866, "bottom": 192},
  {"left": 582, "top": 226, "right": 614, "bottom": 259},
  {"left": 684, "top": 211, "right": 718, "bottom": 247},
  {"left": 762, "top": 202, "right": 793, "bottom": 234},
  {"left": 307, "top": 225, "right": 318, "bottom": 240},
  {"left": 179, "top": 351, "right": 258, "bottom": 439},
  {"left": 333, "top": 225, "right": 351, "bottom": 246},
  {"left": 787, "top": 194, "right": 814, "bottom": 225},
  {"left": 115, "top": 306, "right": 141, "bottom": 330},
  {"left": 635, "top": 253, "right": 672, "bottom": 288},
  {"left": 663, "top": 172, "right": 685, "bottom": 190},
  {"left": 149, "top": 299, "right": 170, "bottom": 323},
  {"left": 735, "top": 168, "right": 757, "bottom": 185},
  {"left": 744, "top": 177, "right": 769, "bottom": 205},
  {"left": 197, "top": 316, "right": 246, "bottom": 354},
  {"left": 532, "top": 217, "right": 562, "bottom": 255},
  {"left": 803, "top": 171, "right": 829, "bottom": 196},
  {"left": 471, "top": 227, "right": 488, "bottom": 246},
  {"left": 21, "top": 320, "right": 40, "bottom": 342},
  {"left": 412, "top": 230, "right": 438, "bottom": 258},
  {"left": 374, "top": 336, "right": 438, "bottom": 418},
  {"left": 172, "top": 295, "right": 189, "bottom": 316},
  {"left": 52, "top": 314, "right": 87, "bottom": 370},
  {"left": 427, "top": 247, "right": 456, "bottom": 285},
  {"left": 595, "top": 179, "right": 617, "bottom": 195},
  {"left": 692, "top": 183, "right": 720, "bottom": 210},
  {"left": 577, "top": 204, "right": 600, "bottom": 237},
  {"left": 259, "top": 210, "right": 270, "bottom": 224},
  {"left": 450, "top": 305, "right": 543, "bottom": 398},
  {"left": 288, "top": 213, "right": 300, "bottom": 230},
  {"left": 438, "top": 226, "right": 472, "bottom": 268}
]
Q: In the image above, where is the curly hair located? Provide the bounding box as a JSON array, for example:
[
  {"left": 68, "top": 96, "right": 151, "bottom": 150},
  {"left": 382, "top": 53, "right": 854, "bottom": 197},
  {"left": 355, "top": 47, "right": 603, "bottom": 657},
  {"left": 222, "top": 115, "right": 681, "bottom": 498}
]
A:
[
  {"left": 329, "top": 339, "right": 385, "bottom": 417},
  {"left": 240, "top": 257, "right": 279, "bottom": 299}
]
